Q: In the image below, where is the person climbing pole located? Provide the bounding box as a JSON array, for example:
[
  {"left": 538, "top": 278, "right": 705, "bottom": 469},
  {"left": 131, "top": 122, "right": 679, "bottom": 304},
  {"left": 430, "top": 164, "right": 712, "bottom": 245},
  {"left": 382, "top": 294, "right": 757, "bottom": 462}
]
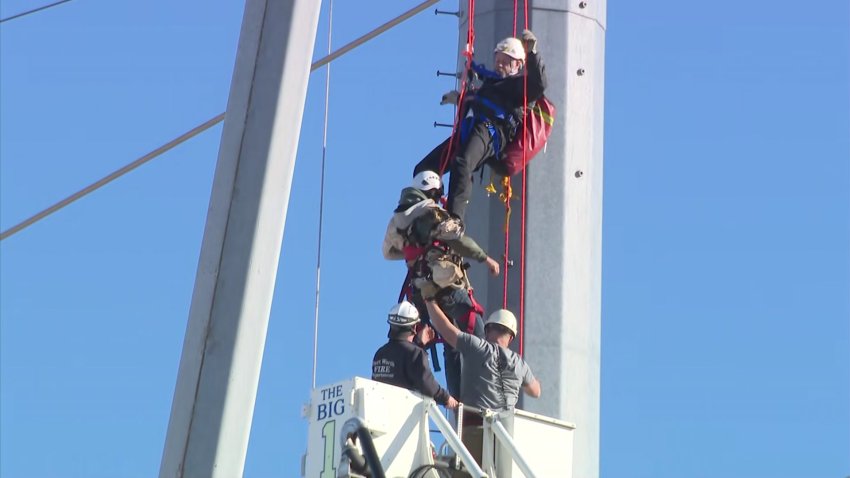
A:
[
  {"left": 382, "top": 170, "right": 499, "bottom": 400},
  {"left": 413, "top": 29, "right": 547, "bottom": 221}
]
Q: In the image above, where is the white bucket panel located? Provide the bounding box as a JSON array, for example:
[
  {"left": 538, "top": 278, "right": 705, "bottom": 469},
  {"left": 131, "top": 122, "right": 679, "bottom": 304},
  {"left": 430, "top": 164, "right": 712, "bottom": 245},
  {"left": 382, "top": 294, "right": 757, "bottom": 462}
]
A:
[
  {"left": 303, "top": 377, "right": 575, "bottom": 478},
  {"left": 502, "top": 410, "right": 576, "bottom": 477},
  {"left": 303, "top": 377, "right": 434, "bottom": 477}
]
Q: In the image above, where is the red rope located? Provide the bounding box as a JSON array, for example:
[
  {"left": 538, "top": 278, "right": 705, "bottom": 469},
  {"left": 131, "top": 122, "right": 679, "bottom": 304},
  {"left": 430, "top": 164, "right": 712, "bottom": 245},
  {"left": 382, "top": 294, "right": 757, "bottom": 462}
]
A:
[
  {"left": 519, "top": 0, "right": 530, "bottom": 356},
  {"left": 513, "top": 0, "right": 518, "bottom": 37},
  {"left": 523, "top": 0, "right": 529, "bottom": 30},
  {"left": 402, "top": 0, "right": 477, "bottom": 303},
  {"left": 438, "top": 0, "right": 476, "bottom": 176},
  {"left": 502, "top": 178, "right": 511, "bottom": 309},
  {"left": 397, "top": 269, "right": 412, "bottom": 302},
  {"left": 437, "top": 75, "right": 468, "bottom": 176},
  {"left": 501, "top": 0, "right": 524, "bottom": 312},
  {"left": 517, "top": 0, "right": 530, "bottom": 356}
]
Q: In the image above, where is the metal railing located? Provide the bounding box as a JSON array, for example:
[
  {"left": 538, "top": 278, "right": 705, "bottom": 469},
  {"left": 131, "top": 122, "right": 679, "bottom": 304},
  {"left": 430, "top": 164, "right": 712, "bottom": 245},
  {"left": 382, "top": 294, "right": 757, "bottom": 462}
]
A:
[{"left": 429, "top": 402, "right": 542, "bottom": 478}]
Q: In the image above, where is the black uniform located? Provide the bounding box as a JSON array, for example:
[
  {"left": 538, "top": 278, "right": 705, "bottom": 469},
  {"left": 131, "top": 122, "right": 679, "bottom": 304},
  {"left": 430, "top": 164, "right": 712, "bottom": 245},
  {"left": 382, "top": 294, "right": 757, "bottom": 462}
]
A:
[
  {"left": 414, "top": 51, "right": 548, "bottom": 220},
  {"left": 372, "top": 337, "right": 451, "bottom": 405}
]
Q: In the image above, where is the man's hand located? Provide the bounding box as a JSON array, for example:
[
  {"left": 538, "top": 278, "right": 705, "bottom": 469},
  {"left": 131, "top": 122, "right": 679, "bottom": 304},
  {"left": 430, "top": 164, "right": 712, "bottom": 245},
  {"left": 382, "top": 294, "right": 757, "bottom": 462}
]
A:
[
  {"left": 484, "top": 256, "right": 501, "bottom": 276},
  {"left": 440, "top": 90, "right": 460, "bottom": 105},
  {"left": 445, "top": 396, "right": 459, "bottom": 409},
  {"left": 417, "top": 325, "right": 436, "bottom": 347},
  {"left": 521, "top": 29, "right": 538, "bottom": 55}
]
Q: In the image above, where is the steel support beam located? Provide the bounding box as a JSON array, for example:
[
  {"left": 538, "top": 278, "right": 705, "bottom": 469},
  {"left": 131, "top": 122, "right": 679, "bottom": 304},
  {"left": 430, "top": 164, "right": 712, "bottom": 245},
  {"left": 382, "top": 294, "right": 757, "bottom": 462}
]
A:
[{"left": 158, "top": 1, "right": 322, "bottom": 476}]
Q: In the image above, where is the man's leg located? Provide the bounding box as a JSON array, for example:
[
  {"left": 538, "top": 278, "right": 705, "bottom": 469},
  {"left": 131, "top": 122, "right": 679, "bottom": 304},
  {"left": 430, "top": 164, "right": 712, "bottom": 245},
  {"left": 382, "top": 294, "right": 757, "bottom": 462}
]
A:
[
  {"left": 443, "top": 343, "right": 461, "bottom": 399},
  {"left": 410, "top": 289, "right": 428, "bottom": 324},
  {"left": 446, "top": 123, "right": 495, "bottom": 220},
  {"left": 461, "top": 426, "right": 484, "bottom": 467}
]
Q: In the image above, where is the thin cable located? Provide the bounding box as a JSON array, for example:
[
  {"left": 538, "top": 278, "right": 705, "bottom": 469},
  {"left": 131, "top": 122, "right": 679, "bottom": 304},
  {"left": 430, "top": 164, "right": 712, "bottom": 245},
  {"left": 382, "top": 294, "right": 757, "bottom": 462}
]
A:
[
  {"left": 0, "top": 113, "right": 224, "bottom": 241},
  {"left": 311, "top": 0, "right": 333, "bottom": 391},
  {"left": 0, "top": 0, "right": 73, "bottom": 24},
  {"left": 310, "top": 0, "right": 439, "bottom": 71},
  {"left": 2, "top": 1, "right": 438, "bottom": 242}
]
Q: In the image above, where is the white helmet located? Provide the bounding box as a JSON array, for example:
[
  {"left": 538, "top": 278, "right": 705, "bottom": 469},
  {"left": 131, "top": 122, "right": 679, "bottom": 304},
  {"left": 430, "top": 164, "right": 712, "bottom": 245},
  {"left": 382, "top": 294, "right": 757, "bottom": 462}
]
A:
[
  {"left": 388, "top": 301, "right": 420, "bottom": 327},
  {"left": 485, "top": 309, "right": 517, "bottom": 336},
  {"left": 412, "top": 170, "right": 442, "bottom": 192},
  {"left": 494, "top": 37, "right": 526, "bottom": 61}
]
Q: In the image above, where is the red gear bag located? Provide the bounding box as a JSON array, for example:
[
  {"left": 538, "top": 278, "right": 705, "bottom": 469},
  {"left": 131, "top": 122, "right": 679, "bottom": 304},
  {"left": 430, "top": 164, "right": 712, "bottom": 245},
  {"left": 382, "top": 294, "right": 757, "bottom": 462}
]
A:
[{"left": 500, "top": 95, "right": 556, "bottom": 176}]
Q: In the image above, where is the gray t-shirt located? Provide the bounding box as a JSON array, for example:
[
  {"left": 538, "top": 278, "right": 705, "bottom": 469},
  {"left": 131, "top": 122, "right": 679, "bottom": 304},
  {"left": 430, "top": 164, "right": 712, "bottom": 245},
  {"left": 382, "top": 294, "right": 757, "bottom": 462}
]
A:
[{"left": 456, "top": 333, "right": 535, "bottom": 411}]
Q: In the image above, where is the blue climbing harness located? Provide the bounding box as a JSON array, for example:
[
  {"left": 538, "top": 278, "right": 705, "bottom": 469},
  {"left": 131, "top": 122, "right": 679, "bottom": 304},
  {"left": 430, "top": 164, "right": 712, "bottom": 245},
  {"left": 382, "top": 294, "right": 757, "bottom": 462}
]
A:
[{"left": 457, "top": 62, "right": 523, "bottom": 160}]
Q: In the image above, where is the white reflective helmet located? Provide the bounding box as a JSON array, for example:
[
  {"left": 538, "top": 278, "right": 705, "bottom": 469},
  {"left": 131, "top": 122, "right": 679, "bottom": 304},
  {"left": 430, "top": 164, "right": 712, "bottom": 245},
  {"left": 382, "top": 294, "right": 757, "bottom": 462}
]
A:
[
  {"left": 494, "top": 37, "right": 526, "bottom": 61},
  {"left": 388, "top": 301, "right": 420, "bottom": 327},
  {"left": 485, "top": 309, "right": 518, "bottom": 336},
  {"left": 412, "top": 170, "right": 442, "bottom": 192}
]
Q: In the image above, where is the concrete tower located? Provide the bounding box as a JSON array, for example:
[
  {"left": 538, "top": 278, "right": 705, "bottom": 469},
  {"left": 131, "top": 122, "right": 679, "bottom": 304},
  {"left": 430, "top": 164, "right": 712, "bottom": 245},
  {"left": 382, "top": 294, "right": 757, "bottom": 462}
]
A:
[{"left": 460, "top": 2, "right": 606, "bottom": 477}]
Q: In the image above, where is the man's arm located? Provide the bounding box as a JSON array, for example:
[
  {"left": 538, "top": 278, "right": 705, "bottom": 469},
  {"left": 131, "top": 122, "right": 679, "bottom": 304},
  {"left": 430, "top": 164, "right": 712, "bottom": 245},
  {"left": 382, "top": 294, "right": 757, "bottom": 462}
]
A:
[
  {"left": 444, "top": 235, "right": 487, "bottom": 262},
  {"left": 523, "top": 378, "right": 541, "bottom": 398},
  {"left": 444, "top": 237, "right": 499, "bottom": 276},
  {"left": 424, "top": 300, "right": 461, "bottom": 349},
  {"left": 522, "top": 29, "right": 547, "bottom": 100},
  {"left": 410, "top": 348, "right": 457, "bottom": 408},
  {"left": 521, "top": 360, "right": 542, "bottom": 397},
  {"left": 525, "top": 52, "right": 547, "bottom": 101}
]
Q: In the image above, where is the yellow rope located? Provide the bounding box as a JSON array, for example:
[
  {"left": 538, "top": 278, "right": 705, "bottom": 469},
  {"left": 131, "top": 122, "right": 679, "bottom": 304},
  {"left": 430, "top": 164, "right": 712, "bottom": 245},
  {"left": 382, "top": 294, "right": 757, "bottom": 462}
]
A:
[
  {"left": 499, "top": 176, "right": 513, "bottom": 231},
  {"left": 485, "top": 174, "right": 513, "bottom": 231}
]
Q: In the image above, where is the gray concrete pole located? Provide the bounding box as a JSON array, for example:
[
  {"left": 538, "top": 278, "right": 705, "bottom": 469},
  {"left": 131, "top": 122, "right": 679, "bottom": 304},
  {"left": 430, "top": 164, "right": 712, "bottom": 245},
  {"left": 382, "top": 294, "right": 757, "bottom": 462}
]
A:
[
  {"left": 460, "top": 2, "right": 606, "bottom": 478},
  {"left": 158, "top": 1, "right": 322, "bottom": 477}
]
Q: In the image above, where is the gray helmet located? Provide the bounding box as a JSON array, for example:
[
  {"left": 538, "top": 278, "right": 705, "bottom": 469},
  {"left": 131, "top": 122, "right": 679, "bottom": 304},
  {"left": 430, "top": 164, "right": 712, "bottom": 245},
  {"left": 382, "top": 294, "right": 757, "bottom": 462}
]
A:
[{"left": 387, "top": 301, "right": 420, "bottom": 327}]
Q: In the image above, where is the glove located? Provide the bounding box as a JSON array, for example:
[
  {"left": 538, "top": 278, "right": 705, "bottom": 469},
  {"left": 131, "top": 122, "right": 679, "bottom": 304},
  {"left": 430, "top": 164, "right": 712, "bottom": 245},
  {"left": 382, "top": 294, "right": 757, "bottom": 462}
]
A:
[
  {"left": 521, "top": 29, "right": 538, "bottom": 55},
  {"left": 440, "top": 90, "right": 460, "bottom": 105}
]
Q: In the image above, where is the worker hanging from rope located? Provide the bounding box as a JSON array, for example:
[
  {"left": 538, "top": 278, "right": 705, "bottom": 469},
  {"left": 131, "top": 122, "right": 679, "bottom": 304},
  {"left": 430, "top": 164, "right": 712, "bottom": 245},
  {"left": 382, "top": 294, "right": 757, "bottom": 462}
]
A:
[
  {"left": 413, "top": 30, "right": 548, "bottom": 221},
  {"left": 382, "top": 170, "right": 500, "bottom": 400}
]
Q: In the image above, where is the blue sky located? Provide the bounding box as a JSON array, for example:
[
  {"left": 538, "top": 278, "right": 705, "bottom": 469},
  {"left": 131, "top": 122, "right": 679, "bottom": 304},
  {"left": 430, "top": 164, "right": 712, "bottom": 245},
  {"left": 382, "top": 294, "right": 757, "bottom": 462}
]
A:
[{"left": 1, "top": 1, "right": 848, "bottom": 477}]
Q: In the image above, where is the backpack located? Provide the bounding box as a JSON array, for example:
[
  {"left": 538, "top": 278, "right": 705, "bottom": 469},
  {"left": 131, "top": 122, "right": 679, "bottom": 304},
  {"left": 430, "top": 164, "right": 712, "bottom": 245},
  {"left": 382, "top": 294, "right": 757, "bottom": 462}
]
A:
[
  {"left": 411, "top": 245, "right": 469, "bottom": 300},
  {"left": 499, "top": 95, "right": 556, "bottom": 176}
]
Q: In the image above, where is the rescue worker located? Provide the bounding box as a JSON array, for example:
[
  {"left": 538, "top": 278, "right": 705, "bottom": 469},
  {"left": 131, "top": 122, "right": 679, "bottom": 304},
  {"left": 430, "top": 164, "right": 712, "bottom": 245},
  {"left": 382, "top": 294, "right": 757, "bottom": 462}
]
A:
[
  {"left": 382, "top": 170, "right": 500, "bottom": 400},
  {"left": 372, "top": 301, "right": 459, "bottom": 409},
  {"left": 424, "top": 300, "right": 541, "bottom": 464},
  {"left": 413, "top": 29, "right": 547, "bottom": 220}
]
